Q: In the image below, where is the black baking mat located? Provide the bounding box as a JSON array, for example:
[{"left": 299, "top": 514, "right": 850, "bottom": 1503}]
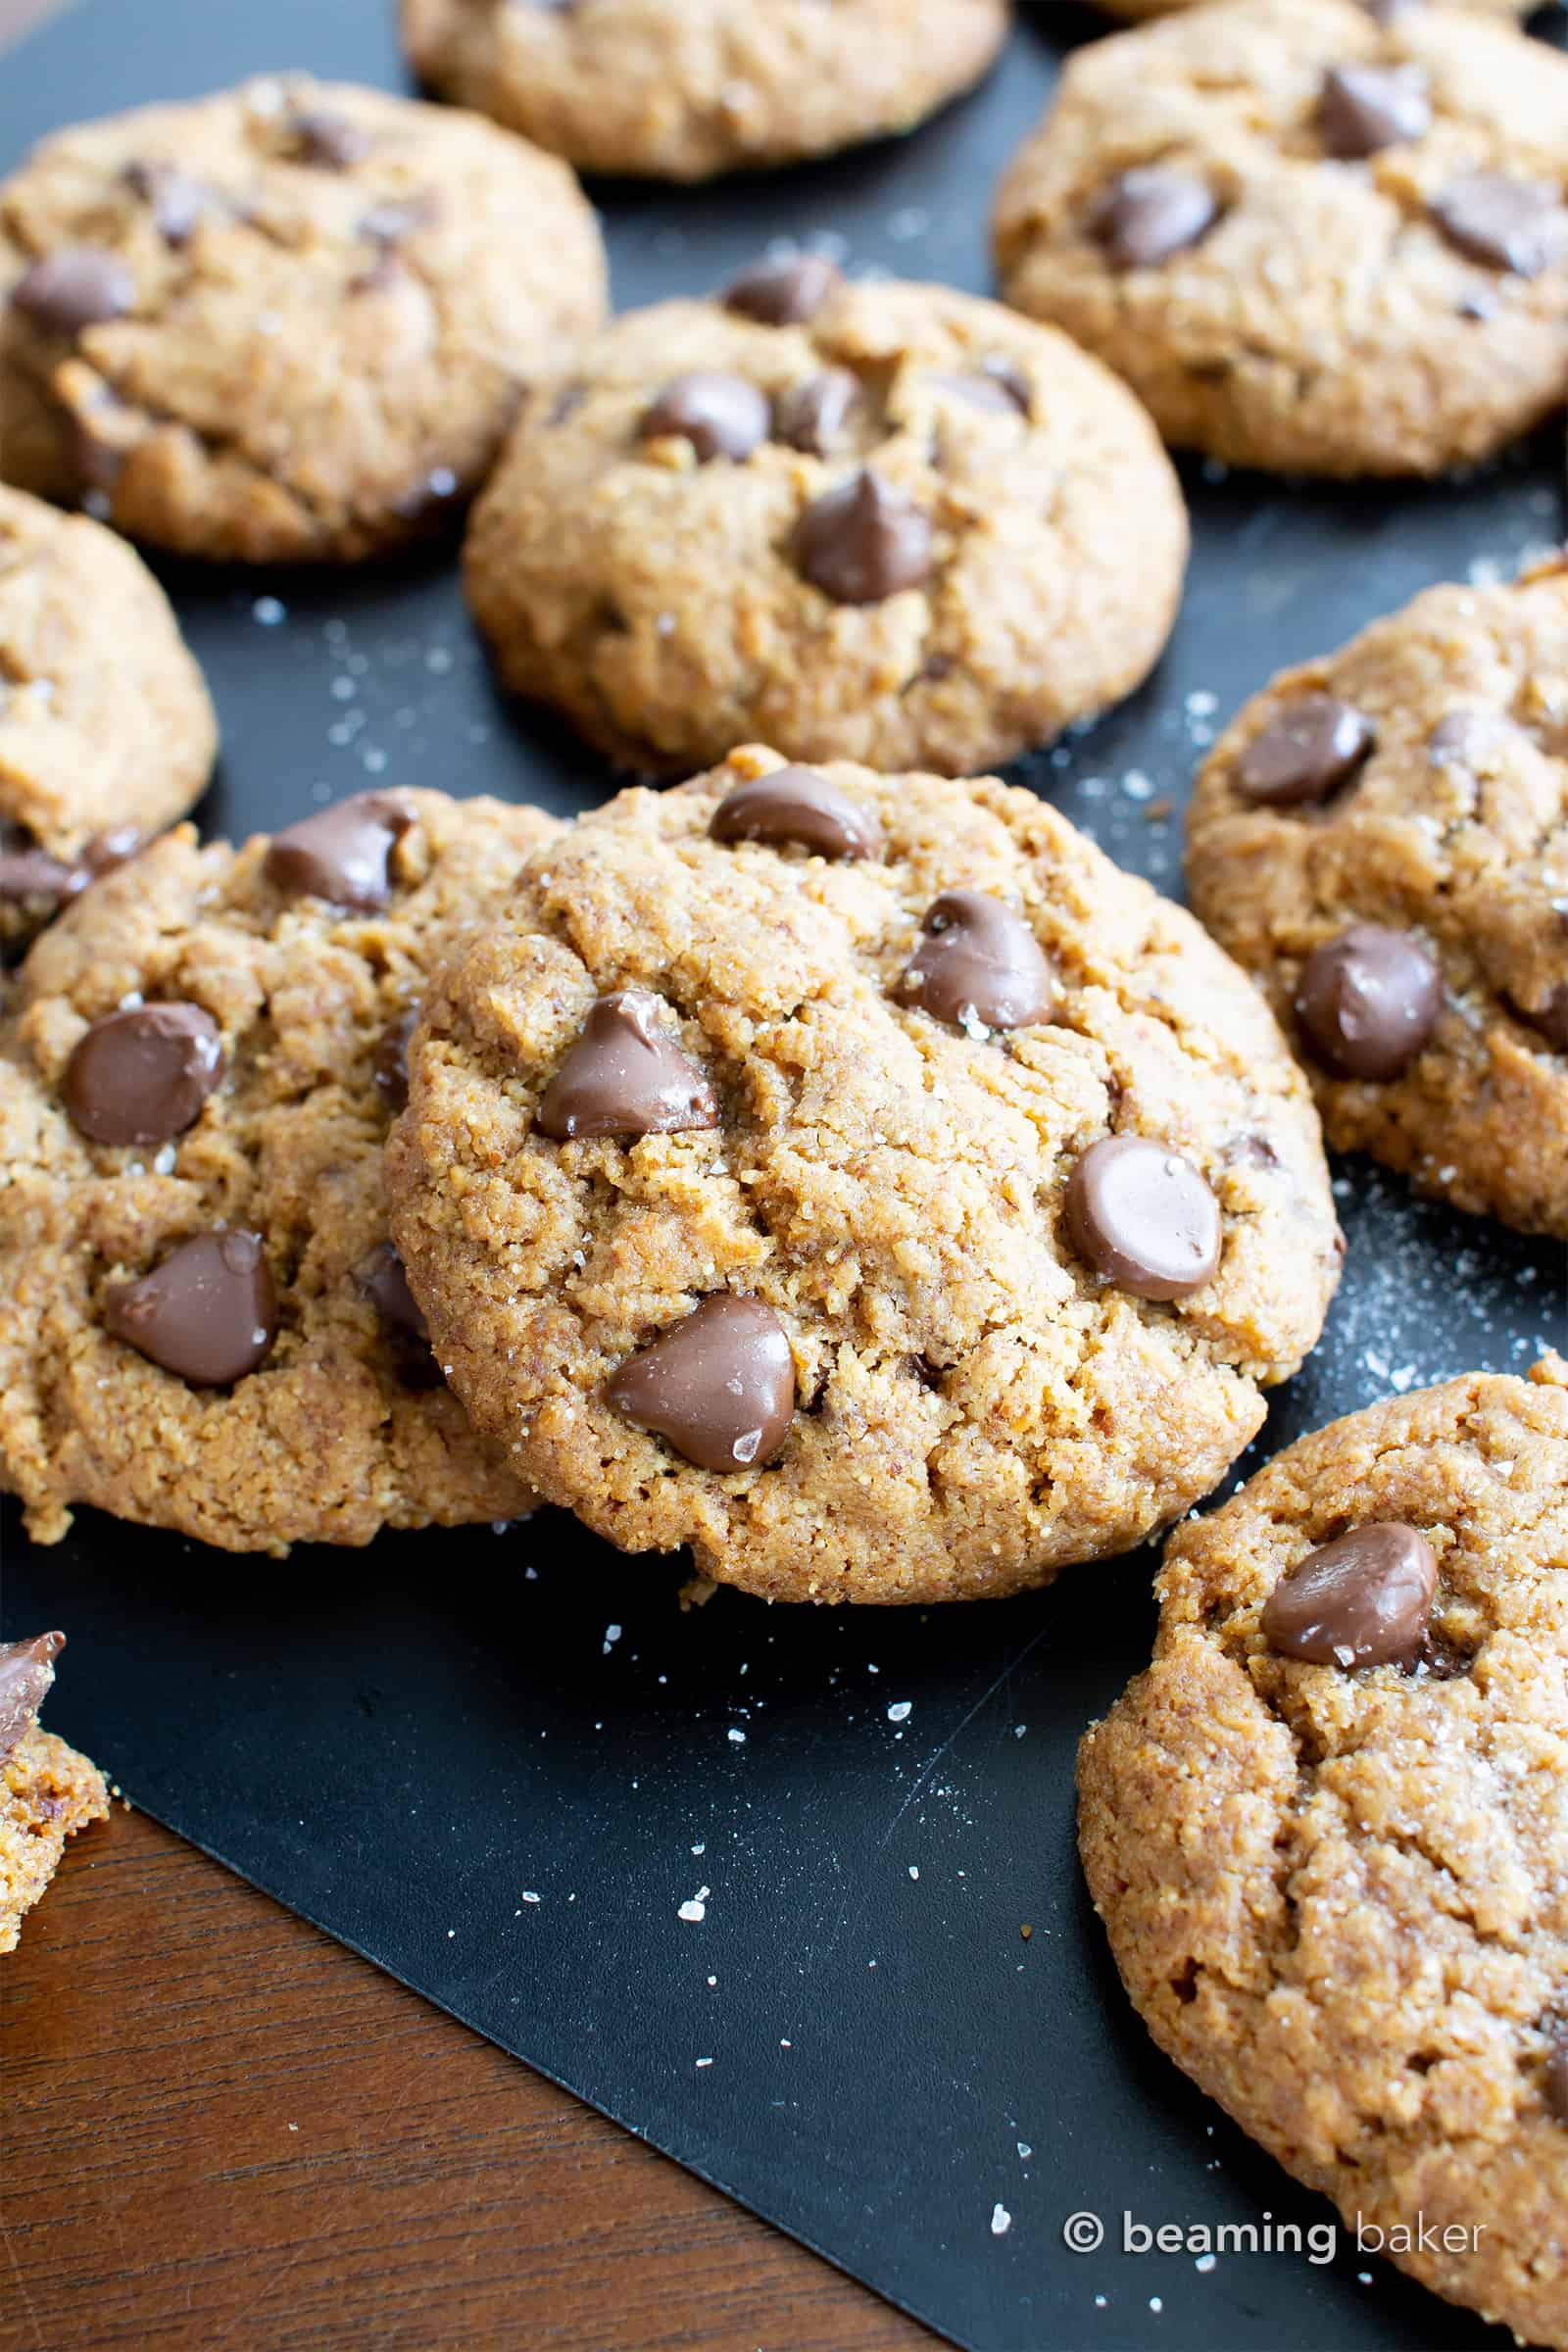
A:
[{"left": 4, "top": 6, "right": 1567, "bottom": 2347}]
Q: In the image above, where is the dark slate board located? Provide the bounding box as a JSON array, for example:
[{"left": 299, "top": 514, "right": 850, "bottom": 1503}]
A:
[{"left": 4, "top": 6, "right": 1566, "bottom": 2347}]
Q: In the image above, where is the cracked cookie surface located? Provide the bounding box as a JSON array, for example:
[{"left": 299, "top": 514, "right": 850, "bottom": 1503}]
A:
[
  {"left": 402, "top": 0, "right": 1009, "bottom": 182},
  {"left": 1079, "top": 1355, "right": 1568, "bottom": 2349},
  {"left": 995, "top": 0, "right": 1568, "bottom": 475},
  {"left": 0, "top": 789, "right": 557, "bottom": 1553},
  {"left": 387, "top": 751, "right": 1341, "bottom": 1605},
  {"left": 0, "top": 75, "right": 608, "bottom": 562},
  {"left": 1187, "top": 559, "right": 1568, "bottom": 1239},
  {"left": 463, "top": 277, "right": 1188, "bottom": 777}
]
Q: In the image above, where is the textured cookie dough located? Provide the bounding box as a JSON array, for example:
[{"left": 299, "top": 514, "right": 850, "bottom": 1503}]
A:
[
  {"left": 994, "top": 0, "right": 1568, "bottom": 476},
  {"left": 0, "top": 485, "right": 215, "bottom": 952},
  {"left": 0, "top": 75, "right": 608, "bottom": 562},
  {"left": 0, "top": 1633, "right": 109, "bottom": 1957},
  {"left": 402, "top": 0, "right": 1010, "bottom": 182},
  {"left": 464, "top": 276, "right": 1188, "bottom": 778},
  {"left": 0, "top": 789, "right": 557, "bottom": 1553},
  {"left": 1187, "top": 559, "right": 1568, "bottom": 1239},
  {"left": 1079, "top": 1356, "right": 1568, "bottom": 2351},
  {"left": 387, "top": 750, "right": 1342, "bottom": 1606}
]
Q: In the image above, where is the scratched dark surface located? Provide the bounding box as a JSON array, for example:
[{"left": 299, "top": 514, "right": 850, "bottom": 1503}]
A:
[{"left": 4, "top": 5, "right": 1568, "bottom": 2348}]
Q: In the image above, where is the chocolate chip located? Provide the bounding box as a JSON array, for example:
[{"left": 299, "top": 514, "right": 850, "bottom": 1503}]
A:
[
  {"left": 104, "top": 1228, "right": 276, "bottom": 1387},
  {"left": 796, "top": 468, "right": 932, "bottom": 606},
  {"left": 353, "top": 1241, "right": 429, "bottom": 1343},
  {"left": 1260, "top": 1523, "right": 1439, "bottom": 1668},
  {"left": 1064, "top": 1136, "right": 1222, "bottom": 1300},
  {"left": 607, "top": 1295, "right": 795, "bottom": 1471},
  {"left": 1236, "top": 695, "right": 1375, "bottom": 807},
  {"left": 124, "top": 160, "right": 214, "bottom": 245},
  {"left": 1431, "top": 175, "right": 1568, "bottom": 275},
  {"left": 0, "top": 842, "right": 75, "bottom": 906},
  {"left": 1429, "top": 710, "right": 1510, "bottom": 767},
  {"left": 722, "top": 252, "right": 842, "bottom": 325},
  {"left": 62, "top": 1003, "right": 224, "bottom": 1147},
  {"left": 537, "top": 992, "right": 717, "bottom": 1142},
  {"left": 903, "top": 890, "right": 1053, "bottom": 1033},
  {"left": 1359, "top": 0, "right": 1419, "bottom": 21},
  {"left": 1296, "top": 923, "right": 1443, "bottom": 1080},
  {"left": 0, "top": 1632, "right": 63, "bottom": 1767},
  {"left": 375, "top": 1005, "right": 419, "bottom": 1112},
  {"left": 1513, "top": 983, "right": 1568, "bottom": 1054},
  {"left": 638, "top": 371, "right": 769, "bottom": 465},
  {"left": 11, "top": 245, "right": 134, "bottom": 336},
  {"left": 710, "top": 765, "right": 882, "bottom": 859},
  {"left": 1319, "top": 64, "right": 1430, "bottom": 160},
  {"left": 265, "top": 792, "right": 416, "bottom": 911},
  {"left": 290, "top": 110, "right": 371, "bottom": 170},
  {"left": 1090, "top": 170, "right": 1218, "bottom": 270},
  {"left": 976, "top": 354, "right": 1033, "bottom": 416},
  {"left": 1545, "top": 2029, "right": 1568, "bottom": 2124},
  {"left": 927, "top": 367, "right": 1030, "bottom": 417},
  {"left": 775, "top": 368, "right": 862, "bottom": 456},
  {"left": 359, "top": 192, "right": 441, "bottom": 246}
]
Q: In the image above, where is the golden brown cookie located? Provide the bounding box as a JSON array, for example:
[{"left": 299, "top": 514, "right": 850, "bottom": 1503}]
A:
[
  {"left": 403, "top": 0, "right": 1010, "bottom": 181},
  {"left": 1097, "top": 0, "right": 1531, "bottom": 17},
  {"left": 995, "top": 0, "right": 1568, "bottom": 476},
  {"left": 0, "top": 788, "right": 557, "bottom": 1553},
  {"left": 464, "top": 273, "right": 1188, "bottom": 778},
  {"left": 0, "top": 1632, "right": 109, "bottom": 1957},
  {"left": 1186, "top": 559, "right": 1568, "bottom": 1240},
  {"left": 0, "top": 484, "right": 216, "bottom": 955},
  {"left": 0, "top": 76, "right": 608, "bottom": 562},
  {"left": 1079, "top": 1355, "right": 1568, "bottom": 2351},
  {"left": 387, "top": 750, "right": 1342, "bottom": 1606}
]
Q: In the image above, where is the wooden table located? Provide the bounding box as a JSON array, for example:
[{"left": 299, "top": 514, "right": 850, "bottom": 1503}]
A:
[{"left": 0, "top": 3, "right": 929, "bottom": 2342}]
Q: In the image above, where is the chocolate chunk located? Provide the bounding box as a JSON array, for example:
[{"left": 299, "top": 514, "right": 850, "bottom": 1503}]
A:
[
  {"left": 722, "top": 252, "right": 842, "bottom": 325},
  {"left": 903, "top": 890, "right": 1053, "bottom": 1033},
  {"left": 775, "top": 368, "right": 862, "bottom": 456},
  {"left": 353, "top": 1242, "right": 429, "bottom": 1343},
  {"left": 265, "top": 792, "right": 416, "bottom": 911},
  {"left": 1296, "top": 923, "right": 1443, "bottom": 1080},
  {"left": 1431, "top": 175, "right": 1568, "bottom": 276},
  {"left": 124, "top": 160, "right": 214, "bottom": 245},
  {"left": 1514, "top": 983, "right": 1568, "bottom": 1054},
  {"left": 11, "top": 245, "right": 134, "bottom": 336},
  {"left": 710, "top": 765, "right": 882, "bottom": 859},
  {"left": 1064, "top": 1135, "right": 1222, "bottom": 1300},
  {"left": 104, "top": 1228, "right": 276, "bottom": 1387},
  {"left": 928, "top": 367, "right": 1030, "bottom": 417},
  {"left": 1319, "top": 64, "right": 1430, "bottom": 160},
  {"left": 63, "top": 1003, "right": 224, "bottom": 1147},
  {"left": 0, "top": 841, "right": 74, "bottom": 906},
  {"left": 1236, "top": 694, "right": 1375, "bottom": 807},
  {"left": 796, "top": 468, "right": 932, "bottom": 606},
  {"left": 538, "top": 991, "right": 717, "bottom": 1142},
  {"left": 1260, "top": 1523, "right": 1439, "bottom": 1668},
  {"left": 607, "top": 1295, "right": 795, "bottom": 1471},
  {"left": 0, "top": 1632, "right": 63, "bottom": 1767},
  {"left": 290, "top": 110, "right": 371, "bottom": 170},
  {"left": 375, "top": 1005, "right": 420, "bottom": 1112},
  {"left": 1091, "top": 170, "right": 1218, "bottom": 270},
  {"left": 638, "top": 371, "right": 769, "bottom": 465},
  {"left": 1546, "top": 2029, "right": 1568, "bottom": 2125}
]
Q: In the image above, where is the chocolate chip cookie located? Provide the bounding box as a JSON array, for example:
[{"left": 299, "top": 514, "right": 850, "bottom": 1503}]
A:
[
  {"left": 1079, "top": 1354, "right": 1568, "bottom": 2350},
  {"left": 0, "top": 1632, "right": 109, "bottom": 1956},
  {"left": 0, "top": 788, "right": 558, "bottom": 1553},
  {"left": 1187, "top": 558, "right": 1568, "bottom": 1239},
  {"left": 0, "top": 76, "right": 607, "bottom": 562},
  {"left": 386, "top": 749, "right": 1342, "bottom": 1606},
  {"left": 995, "top": 0, "right": 1568, "bottom": 476},
  {"left": 1097, "top": 0, "right": 1532, "bottom": 18},
  {"left": 403, "top": 0, "right": 1009, "bottom": 182},
  {"left": 464, "top": 272, "right": 1188, "bottom": 777},
  {"left": 0, "top": 485, "right": 216, "bottom": 955}
]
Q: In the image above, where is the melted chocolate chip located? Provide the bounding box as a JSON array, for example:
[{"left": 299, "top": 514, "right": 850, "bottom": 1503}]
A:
[
  {"left": 721, "top": 252, "right": 843, "bottom": 325},
  {"left": 607, "top": 1295, "right": 795, "bottom": 1471},
  {"left": 1236, "top": 694, "right": 1375, "bottom": 807},
  {"left": 1545, "top": 2029, "right": 1568, "bottom": 2125},
  {"left": 124, "top": 160, "right": 214, "bottom": 246},
  {"left": 1514, "top": 982, "right": 1568, "bottom": 1053},
  {"left": 290, "top": 110, "right": 371, "bottom": 171},
  {"left": 1091, "top": 170, "right": 1218, "bottom": 270},
  {"left": 375, "top": 1005, "right": 419, "bottom": 1112},
  {"left": 903, "top": 890, "right": 1052, "bottom": 1033},
  {"left": 1296, "top": 923, "right": 1443, "bottom": 1080},
  {"left": 1319, "top": 64, "right": 1430, "bottom": 160},
  {"left": 1260, "top": 1523, "right": 1439, "bottom": 1668},
  {"left": 537, "top": 992, "right": 717, "bottom": 1142},
  {"left": 353, "top": 1241, "right": 429, "bottom": 1343},
  {"left": 11, "top": 245, "right": 134, "bottom": 336},
  {"left": 63, "top": 1003, "right": 224, "bottom": 1147},
  {"left": 104, "top": 1228, "right": 276, "bottom": 1387},
  {"left": 775, "top": 368, "right": 862, "bottom": 456},
  {"left": 1064, "top": 1136, "right": 1222, "bottom": 1300},
  {"left": 1431, "top": 175, "right": 1568, "bottom": 275},
  {"left": 928, "top": 367, "right": 1030, "bottom": 417},
  {"left": 0, "top": 1632, "right": 63, "bottom": 1767},
  {"left": 265, "top": 792, "right": 416, "bottom": 911},
  {"left": 796, "top": 468, "right": 932, "bottom": 606},
  {"left": 0, "top": 826, "right": 141, "bottom": 916},
  {"left": 710, "top": 765, "right": 882, "bottom": 859},
  {"left": 638, "top": 371, "right": 769, "bottom": 464}
]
